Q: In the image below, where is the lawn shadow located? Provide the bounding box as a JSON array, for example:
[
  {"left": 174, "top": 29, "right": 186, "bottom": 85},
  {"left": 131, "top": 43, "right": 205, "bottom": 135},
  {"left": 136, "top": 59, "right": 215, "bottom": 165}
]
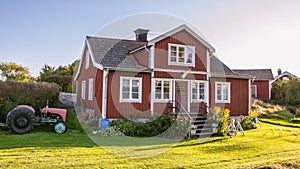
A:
[{"left": 174, "top": 137, "right": 227, "bottom": 148}]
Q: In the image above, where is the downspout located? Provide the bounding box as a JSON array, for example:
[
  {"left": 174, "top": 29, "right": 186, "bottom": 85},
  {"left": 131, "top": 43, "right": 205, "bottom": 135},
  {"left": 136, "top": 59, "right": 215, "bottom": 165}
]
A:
[
  {"left": 102, "top": 68, "right": 110, "bottom": 119},
  {"left": 145, "top": 44, "right": 154, "bottom": 116}
]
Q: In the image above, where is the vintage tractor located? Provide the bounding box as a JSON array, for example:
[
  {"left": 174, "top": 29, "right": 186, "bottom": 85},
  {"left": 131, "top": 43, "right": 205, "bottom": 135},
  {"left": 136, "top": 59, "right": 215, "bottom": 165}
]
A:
[{"left": 5, "top": 104, "right": 67, "bottom": 134}]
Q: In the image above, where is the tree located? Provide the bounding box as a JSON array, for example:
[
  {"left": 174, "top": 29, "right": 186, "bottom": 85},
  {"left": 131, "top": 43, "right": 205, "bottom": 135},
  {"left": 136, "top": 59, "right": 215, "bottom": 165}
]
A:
[
  {"left": 0, "top": 62, "right": 33, "bottom": 82},
  {"left": 271, "top": 78, "right": 300, "bottom": 106},
  {"left": 38, "top": 60, "right": 80, "bottom": 93}
]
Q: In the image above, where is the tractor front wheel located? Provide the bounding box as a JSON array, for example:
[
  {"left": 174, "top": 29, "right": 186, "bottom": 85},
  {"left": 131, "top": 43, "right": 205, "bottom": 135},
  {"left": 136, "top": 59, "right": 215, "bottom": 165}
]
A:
[
  {"left": 53, "top": 121, "right": 67, "bottom": 134},
  {"left": 6, "top": 108, "right": 34, "bottom": 134}
]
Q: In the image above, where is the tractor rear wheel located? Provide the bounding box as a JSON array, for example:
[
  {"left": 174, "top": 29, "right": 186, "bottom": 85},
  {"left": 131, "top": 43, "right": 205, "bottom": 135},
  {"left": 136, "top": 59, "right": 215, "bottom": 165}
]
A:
[
  {"left": 6, "top": 108, "right": 34, "bottom": 134},
  {"left": 53, "top": 121, "right": 67, "bottom": 134}
]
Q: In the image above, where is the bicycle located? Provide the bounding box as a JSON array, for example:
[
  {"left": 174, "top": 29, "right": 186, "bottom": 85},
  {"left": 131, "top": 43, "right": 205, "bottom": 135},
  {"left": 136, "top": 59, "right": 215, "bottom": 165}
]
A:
[{"left": 227, "top": 116, "right": 244, "bottom": 138}]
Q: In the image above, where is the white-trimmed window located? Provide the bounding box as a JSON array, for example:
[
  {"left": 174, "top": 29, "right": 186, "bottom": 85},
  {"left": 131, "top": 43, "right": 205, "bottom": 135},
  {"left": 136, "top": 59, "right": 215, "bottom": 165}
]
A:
[
  {"left": 192, "top": 81, "right": 205, "bottom": 102},
  {"left": 215, "top": 82, "right": 230, "bottom": 103},
  {"left": 251, "top": 85, "right": 257, "bottom": 98},
  {"left": 85, "top": 51, "right": 89, "bottom": 69},
  {"left": 168, "top": 43, "right": 195, "bottom": 66},
  {"left": 120, "top": 77, "right": 142, "bottom": 102},
  {"left": 81, "top": 80, "right": 86, "bottom": 100},
  {"left": 88, "top": 78, "right": 93, "bottom": 100},
  {"left": 154, "top": 79, "right": 171, "bottom": 101}
]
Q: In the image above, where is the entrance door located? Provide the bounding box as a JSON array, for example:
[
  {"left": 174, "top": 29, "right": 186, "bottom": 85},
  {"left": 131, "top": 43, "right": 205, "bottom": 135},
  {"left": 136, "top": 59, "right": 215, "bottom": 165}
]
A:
[{"left": 175, "top": 80, "right": 189, "bottom": 112}]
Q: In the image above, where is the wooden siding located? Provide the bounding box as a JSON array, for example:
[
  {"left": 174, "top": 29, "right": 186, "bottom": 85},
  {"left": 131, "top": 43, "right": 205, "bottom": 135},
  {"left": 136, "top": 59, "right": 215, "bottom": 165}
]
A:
[
  {"left": 95, "top": 69, "right": 103, "bottom": 116},
  {"left": 253, "top": 80, "right": 270, "bottom": 99},
  {"left": 153, "top": 103, "right": 169, "bottom": 116},
  {"left": 106, "top": 71, "right": 151, "bottom": 119},
  {"left": 76, "top": 46, "right": 101, "bottom": 115},
  {"left": 154, "top": 30, "right": 208, "bottom": 71},
  {"left": 132, "top": 49, "right": 149, "bottom": 68},
  {"left": 154, "top": 71, "right": 206, "bottom": 80},
  {"left": 209, "top": 78, "right": 249, "bottom": 116}
]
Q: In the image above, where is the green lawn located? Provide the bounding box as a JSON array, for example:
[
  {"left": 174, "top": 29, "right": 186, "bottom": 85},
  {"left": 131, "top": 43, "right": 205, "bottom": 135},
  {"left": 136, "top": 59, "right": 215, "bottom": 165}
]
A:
[{"left": 1, "top": 119, "right": 300, "bottom": 169}]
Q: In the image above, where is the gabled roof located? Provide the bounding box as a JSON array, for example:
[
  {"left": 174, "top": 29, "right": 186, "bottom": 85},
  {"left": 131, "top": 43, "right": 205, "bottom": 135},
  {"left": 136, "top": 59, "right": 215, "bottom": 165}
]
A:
[
  {"left": 148, "top": 24, "right": 215, "bottom": 52},
  {"left": 233, "top": 69, "right": 274, "bottom": 80},
  {"left": 210, "top": 56, "right": 253, "bottom": 79},
  {"left": 271, "top": 71, "right": 298, "bottom": 85},
  {"left": 87, "top": 36, "right": 147, "bottom": 69}
]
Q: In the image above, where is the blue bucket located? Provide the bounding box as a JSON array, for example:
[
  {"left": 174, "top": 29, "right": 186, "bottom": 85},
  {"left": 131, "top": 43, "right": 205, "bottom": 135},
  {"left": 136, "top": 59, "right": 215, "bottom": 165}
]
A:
[{"left": 100, "top": 119, "right": 110, "bottom": 130}]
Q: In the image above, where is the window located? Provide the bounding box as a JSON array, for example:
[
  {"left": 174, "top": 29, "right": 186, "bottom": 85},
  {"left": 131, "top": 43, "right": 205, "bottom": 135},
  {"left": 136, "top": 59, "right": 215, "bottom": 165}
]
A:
[
  {"left": 168, "top": 43, "right": 195, "bottom": 66},
  {"left": 85, "top": 51, "right": 89, "bottom": 69},
  {"left": 120, "top": 77, "right": 142, "bottom": 102},
  {"left": 250, "top": 85, "right": 257, "bottom": 98},
  {"left": 88, "top": 79, "right": 93, "bottom": 100},
  {"left": 155, "top": 79, "right": 171, "bottom": 101},
  {"left": 215, "top": 82, "right": 230, "bottom": 103},
  {"left": 192, "top": 81, "right": 205, "bottom": 102},
  {"left": 81, "top": 81, "right": 86, "bottom": 100}
]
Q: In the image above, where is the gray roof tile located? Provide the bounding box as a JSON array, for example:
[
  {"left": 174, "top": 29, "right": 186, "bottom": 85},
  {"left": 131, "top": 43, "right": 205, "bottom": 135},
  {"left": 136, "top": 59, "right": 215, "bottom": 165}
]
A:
[
  {"left": 233, "top": 69, "right": 274, "bottom": 80},
  {"left": 210, "top": 56, "right": 253, "bottom": 79},
  {"left": 87, "top": 36, "right": 147, "bottom": 69}
]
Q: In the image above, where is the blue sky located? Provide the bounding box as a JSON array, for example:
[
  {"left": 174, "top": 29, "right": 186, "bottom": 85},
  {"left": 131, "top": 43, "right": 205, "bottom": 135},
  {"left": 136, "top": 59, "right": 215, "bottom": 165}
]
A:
[{"left": 1, "top": 0, "right": 300, "bottom": 77}]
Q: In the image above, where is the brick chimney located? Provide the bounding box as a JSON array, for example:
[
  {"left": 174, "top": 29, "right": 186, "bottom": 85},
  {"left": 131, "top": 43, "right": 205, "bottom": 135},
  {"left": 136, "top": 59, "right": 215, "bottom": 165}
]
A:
[
  {"left": 134, "top": 29, "right": 149, "bottom": 42},
  {"left": 278, "top": 68, "right": 282, "bottom": 75}
]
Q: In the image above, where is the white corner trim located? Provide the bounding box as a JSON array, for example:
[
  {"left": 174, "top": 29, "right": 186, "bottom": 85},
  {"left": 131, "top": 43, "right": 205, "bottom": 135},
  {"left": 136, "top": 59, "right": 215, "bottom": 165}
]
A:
[
  {"left": 102, "top": 69, "right": 109, "bottom": 119},
  {"left": 248, "top": 79, "right": 252, "bottom": 113},
  {"left": 150, "top": 72, "right": 154, "bottom": 115},
  {"left": 206, "top": 50, "right": 210, "bottom": 80},
  {"left": 149, "top": 45, "right": 155, "bottom": 69}
]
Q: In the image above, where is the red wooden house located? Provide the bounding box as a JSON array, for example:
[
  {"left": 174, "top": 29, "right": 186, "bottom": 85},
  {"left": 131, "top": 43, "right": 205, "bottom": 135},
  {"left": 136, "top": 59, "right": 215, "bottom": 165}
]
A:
[
  {"left": 270, "top": 69, "right": 298, "bottom": 87},
  {"left": 75, "top": 25, "right": 252, "bottom": 120},
  {"left": 233, "top": 69, "right": 274, "bottom": 99}
]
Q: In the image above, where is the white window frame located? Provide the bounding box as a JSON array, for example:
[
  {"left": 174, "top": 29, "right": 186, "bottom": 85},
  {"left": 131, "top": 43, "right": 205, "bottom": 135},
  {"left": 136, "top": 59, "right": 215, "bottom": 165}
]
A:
[
  {"left": 168, "top": 43, "right": 195, "bottom": 67},
  {"left": 88, "top": 78, "right": 93, "bottom": 100},
  {"left": 85, "top": 51, "right": 90, "bottom": 69},
  {"left": 120, "top": 76, "right": 142, "bottom": 103},
  {"left": 251, "top": 85, "right": 257, "bottom": 98},
  {"left": 191, "top": 80, "right": 207, "bottom": 103},
  {"left": 154, "top": 79, "right": 172, "bottom": 102},
  {"left": 81, "top": 80, "right": 86, "bottom": 100},
  {"left": 215, "top": 82, "right": 231, "bottom": 103}
]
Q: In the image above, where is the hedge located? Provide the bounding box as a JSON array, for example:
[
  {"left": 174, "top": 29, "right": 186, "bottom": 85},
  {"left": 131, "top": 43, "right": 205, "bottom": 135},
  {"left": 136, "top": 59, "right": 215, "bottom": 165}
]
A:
[{"left": 0, "top": 80, "right": 60, "bottom": 122}]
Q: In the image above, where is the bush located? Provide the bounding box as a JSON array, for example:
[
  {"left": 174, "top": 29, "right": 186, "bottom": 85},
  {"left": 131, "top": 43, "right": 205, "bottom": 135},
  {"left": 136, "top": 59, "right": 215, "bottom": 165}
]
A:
[
  {"left": 295, "top": 107, "right": 300, "bottom": 117},
  {"left": 109, "top": 116, "right": 190, "bottom": 139},
  {"left": 286, "top": 105, "right": 297, "bottom": 114},
  {"left": 0, "top": 80, "right": 60, "bottom": 122},
  {"left": 241, "top": 110, "right": 259, "bottom": 130},
  {"left": 208, "top": 107, "right": 230, "bottom": 135}
]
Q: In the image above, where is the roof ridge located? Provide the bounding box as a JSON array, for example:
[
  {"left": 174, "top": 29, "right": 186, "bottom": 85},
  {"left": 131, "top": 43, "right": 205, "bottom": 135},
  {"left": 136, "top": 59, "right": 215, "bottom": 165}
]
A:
[{"left": 86, "top": 36, "right": 146, "bottom": 43}]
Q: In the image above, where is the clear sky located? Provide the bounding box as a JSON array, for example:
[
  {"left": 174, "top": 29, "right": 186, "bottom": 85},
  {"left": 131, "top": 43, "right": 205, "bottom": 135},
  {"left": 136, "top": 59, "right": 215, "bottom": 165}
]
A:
[{"left": 1, "top": 0, "right": 300, "bottom": 77}]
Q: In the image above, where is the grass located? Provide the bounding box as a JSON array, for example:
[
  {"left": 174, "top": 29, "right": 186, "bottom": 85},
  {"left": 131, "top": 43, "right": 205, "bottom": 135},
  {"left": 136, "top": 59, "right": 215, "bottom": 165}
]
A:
[
  {"left": 0, "top": 108, "right": 300, "bottom": 168},
  {"left": 260, "top": 110, "right": 300, "bottom": 128}
]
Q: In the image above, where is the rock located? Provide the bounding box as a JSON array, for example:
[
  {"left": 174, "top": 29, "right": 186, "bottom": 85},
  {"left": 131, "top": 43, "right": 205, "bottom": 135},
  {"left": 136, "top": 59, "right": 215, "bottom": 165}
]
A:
[{"left": 59, "top": 92, "right": 76, "bottom": 107}]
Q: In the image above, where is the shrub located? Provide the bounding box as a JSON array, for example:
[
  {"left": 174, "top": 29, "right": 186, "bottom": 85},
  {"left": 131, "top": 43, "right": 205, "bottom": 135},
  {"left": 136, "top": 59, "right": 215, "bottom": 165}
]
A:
[
  {"left": 286, "top": 105, "right": 296, "bottom": 114},
  {"left": 208, "top": 107, "right": 230, "bottom": 135},
  {"left": 109, "top": 115, "right": 190, "bottom": 139},
  {"left": 241, "top": 110, "right": 259, "bottom": 130},
  {"left": 295, "top": 107, "right": 300, "bottom": 117},
  {"left": 0, "top": 80, "right": 60, "bottom": 122}
]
